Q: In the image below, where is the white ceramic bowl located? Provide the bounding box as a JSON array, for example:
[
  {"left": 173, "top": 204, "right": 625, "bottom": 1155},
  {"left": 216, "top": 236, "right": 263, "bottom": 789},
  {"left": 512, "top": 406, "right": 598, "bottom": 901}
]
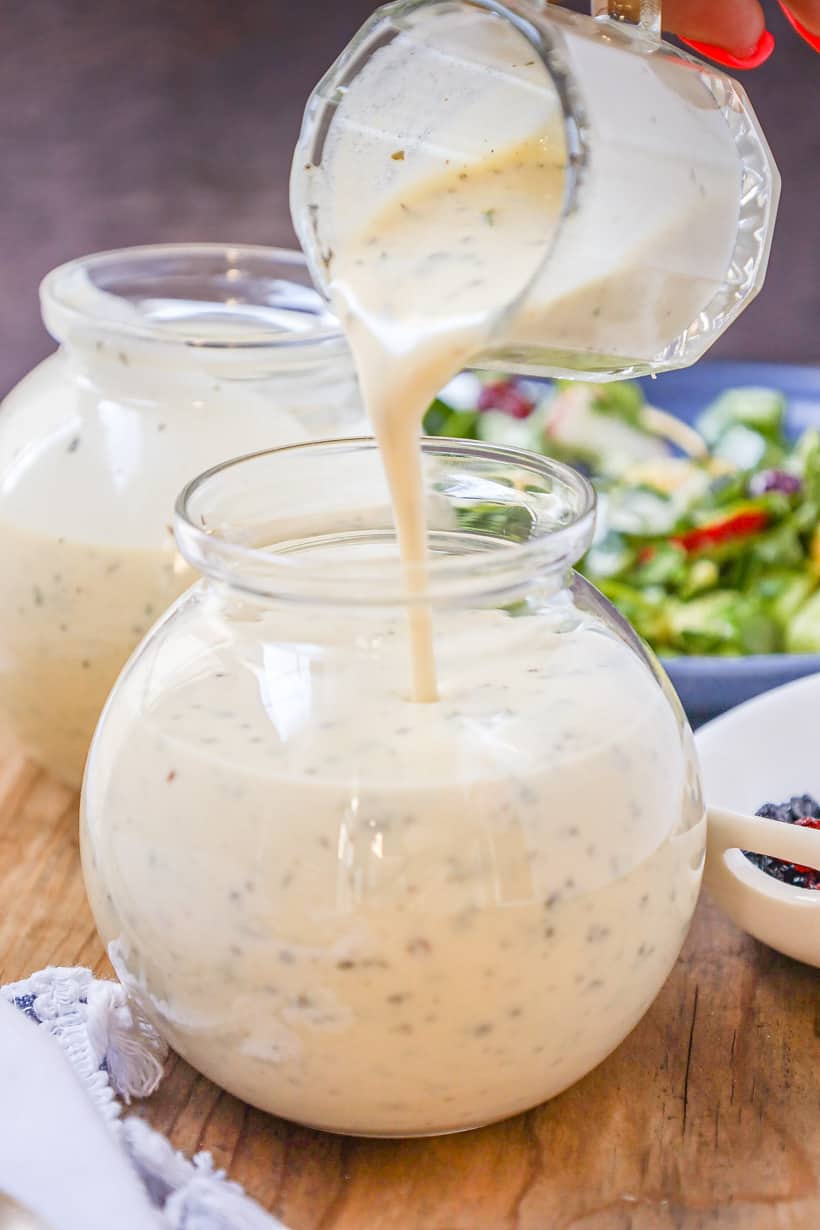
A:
[{"left": 696, "top": 672, "right": 820, "bottom": 968}]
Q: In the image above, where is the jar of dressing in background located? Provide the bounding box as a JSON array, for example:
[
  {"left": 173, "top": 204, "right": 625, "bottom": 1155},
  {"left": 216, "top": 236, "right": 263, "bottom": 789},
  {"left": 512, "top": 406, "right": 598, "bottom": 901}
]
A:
[
  {"left": 81, "top": 438, "right": 705, "bottom": 1137},
  {"left": 0, "top": 244, "right": 363, "bottom": 787}
]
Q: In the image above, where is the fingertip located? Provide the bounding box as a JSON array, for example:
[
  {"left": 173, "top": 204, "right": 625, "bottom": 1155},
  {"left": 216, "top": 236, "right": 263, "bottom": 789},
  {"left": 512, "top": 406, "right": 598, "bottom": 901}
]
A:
[
  {"left": 778, "top": 1, "right": 820, "bottom": 52},
  {"left": 679, "top": 28, "right": 775, "bottom": 69}
]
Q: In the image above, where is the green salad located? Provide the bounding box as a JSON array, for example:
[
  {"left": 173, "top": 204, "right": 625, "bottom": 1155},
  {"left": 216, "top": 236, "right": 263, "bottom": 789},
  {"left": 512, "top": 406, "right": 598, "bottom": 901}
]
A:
[{"left": 424, "top": 374, "right": 820, "bottom": 656}]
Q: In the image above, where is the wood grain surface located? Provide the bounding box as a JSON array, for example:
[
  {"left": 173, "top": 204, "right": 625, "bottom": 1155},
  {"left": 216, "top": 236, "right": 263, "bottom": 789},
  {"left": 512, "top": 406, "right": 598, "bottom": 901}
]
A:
[{"left": 0, "top": 730, "right": 817, "bottom": 1229}]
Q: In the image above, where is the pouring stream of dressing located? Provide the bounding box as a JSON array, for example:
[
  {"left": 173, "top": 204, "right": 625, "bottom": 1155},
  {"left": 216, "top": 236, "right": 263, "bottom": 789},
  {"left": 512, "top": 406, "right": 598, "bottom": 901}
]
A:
[{"left": 330, "top": 131, "right": 566, "bottom": 700}]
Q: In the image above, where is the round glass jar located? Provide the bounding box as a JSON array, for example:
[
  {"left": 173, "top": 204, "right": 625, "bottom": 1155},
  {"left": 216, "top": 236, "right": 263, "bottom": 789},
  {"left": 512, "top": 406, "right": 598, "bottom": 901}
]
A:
[
  {"left": 0, "top": 244, "right": 362, "bottom": 786},
  {"left": 81, "top": 438, "right": 705, "bottom": 1137}
]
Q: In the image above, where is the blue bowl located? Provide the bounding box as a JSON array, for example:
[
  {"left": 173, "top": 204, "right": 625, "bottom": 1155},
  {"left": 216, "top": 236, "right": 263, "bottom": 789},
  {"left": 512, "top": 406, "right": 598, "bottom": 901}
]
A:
[{"left": 635, "top": 361, "right": 820, "bottom": 726}]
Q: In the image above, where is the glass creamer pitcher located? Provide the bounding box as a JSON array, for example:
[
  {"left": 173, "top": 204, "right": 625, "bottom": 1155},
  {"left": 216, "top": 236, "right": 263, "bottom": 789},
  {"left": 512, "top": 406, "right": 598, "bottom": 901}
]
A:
[{"left": 290, "top": 0, "right": 780, "bottom": 380}]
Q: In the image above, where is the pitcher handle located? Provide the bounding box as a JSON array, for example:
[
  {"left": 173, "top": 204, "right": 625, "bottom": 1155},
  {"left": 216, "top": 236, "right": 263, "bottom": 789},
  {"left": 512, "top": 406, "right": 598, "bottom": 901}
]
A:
[{"left": 590, "top": 0, "right": 662, "bottom": 38}]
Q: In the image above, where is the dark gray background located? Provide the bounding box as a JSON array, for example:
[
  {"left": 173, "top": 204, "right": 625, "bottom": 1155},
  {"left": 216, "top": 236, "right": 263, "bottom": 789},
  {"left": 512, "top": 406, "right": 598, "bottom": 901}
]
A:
[{"left": 1, "top": 0, "right": 817, "bottom": 397}]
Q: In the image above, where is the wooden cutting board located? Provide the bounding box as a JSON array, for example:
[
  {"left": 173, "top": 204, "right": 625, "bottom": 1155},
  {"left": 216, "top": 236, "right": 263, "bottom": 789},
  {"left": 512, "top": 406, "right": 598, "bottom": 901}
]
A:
[{"left": 0, "top": 731, "right": 817, "bottom": 1230}]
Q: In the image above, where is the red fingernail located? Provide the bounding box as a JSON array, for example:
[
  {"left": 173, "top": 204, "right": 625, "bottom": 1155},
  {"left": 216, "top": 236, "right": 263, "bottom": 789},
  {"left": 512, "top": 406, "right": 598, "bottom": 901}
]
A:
[
  {"left": 778, "top": 1, "right": 820, "bottom": 51},
  {"left": 679, "top": 28, "right": 775, "bottom": 69}
]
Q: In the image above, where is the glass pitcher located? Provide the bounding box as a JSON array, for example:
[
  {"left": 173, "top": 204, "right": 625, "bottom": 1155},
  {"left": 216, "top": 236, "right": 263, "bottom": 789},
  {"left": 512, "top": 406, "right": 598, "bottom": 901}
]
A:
[{"left": 290, "top": 0, "right": 780, "bottom": 380}]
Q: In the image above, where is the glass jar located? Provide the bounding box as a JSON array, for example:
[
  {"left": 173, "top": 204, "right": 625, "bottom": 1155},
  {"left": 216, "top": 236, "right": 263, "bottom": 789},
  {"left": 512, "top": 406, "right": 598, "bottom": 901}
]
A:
[
  {"left": 81, "top": 437, "right": 705, "bottom": 1137},
  {"left": 0, "top": 244, "right": 362, "bottom": 786}
]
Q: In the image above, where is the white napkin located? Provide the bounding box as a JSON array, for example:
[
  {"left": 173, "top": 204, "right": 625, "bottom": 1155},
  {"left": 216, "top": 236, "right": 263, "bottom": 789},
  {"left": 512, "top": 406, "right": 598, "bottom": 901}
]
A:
[
  {"left": 0, "top": 968, "right": 286, "bottom": 1229},
  {"left": 0, "top": 993, "right": 160, "bottom": 1229}
]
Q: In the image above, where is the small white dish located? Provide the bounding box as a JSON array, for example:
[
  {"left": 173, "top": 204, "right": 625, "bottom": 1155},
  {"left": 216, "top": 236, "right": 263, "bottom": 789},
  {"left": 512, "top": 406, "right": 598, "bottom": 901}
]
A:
[{"left": 696, "top": 672, "right": 820, "bottom": 968}]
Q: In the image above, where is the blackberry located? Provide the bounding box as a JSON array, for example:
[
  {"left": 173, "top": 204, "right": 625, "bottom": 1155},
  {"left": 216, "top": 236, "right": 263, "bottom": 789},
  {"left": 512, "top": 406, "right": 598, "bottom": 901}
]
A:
[{"left": 743, "top": 795, "right": 820, "bottom": 889}]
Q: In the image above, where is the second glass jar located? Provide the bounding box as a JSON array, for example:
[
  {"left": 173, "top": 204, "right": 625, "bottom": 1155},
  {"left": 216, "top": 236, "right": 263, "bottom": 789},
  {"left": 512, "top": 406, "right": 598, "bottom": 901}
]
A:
[{"left": 0, "top": 244, "right": 363, "bottom": 786}]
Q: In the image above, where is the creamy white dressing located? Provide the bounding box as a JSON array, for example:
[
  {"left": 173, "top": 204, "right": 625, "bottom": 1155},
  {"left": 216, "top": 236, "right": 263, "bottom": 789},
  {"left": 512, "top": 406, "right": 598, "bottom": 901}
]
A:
[
  {"left": 329, "top": 132, "right": 566, "bottom": 698},
  {"left": 84, "top": 597, "right": 702, "bottom": 1135},
  {"left": 82, "top": 147, "right": 706, "bottom": 1134},
  {"left": 81, "top": 13, "right": 710, "bottom": 1134},
  {"left": 0, "top": 351, "right": 307, "bottom": 784},
  {"left": 0, "top": 305, "right": 359, "bottom": 785}
]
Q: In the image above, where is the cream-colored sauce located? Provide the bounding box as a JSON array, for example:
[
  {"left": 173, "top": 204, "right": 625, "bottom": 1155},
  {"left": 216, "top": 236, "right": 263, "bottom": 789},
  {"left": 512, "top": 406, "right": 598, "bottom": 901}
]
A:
[
  {"left": 82, "top": 13, "right": 714, "bottom": 1135},
  {"left": 324, "top": 51, "right": 736, "bottom": 693},
  {"left": 0, "top": 524, "right": 188, "bottom": 786},
  {"left": 83, "top": 597, "right": 703, "bottom": 1135},
  {"left": 0, "top": 339, "right": 321, "bottom": 785},
  {"left": 331, "top": 133, "right": 565, "bottom": 697},
  {"left": 81, "top": 148, "right": 708, "bottom": 1125}
]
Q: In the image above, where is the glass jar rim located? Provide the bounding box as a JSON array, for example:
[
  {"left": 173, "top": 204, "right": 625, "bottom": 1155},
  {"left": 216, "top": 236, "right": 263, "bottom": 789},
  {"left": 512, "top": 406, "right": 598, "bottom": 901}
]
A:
[
  {"left": 39, "top": 242, "right": 348, "bottom": 353},
  {"left": 174, "top": 436, "right": 596, "bottom": 607}
]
